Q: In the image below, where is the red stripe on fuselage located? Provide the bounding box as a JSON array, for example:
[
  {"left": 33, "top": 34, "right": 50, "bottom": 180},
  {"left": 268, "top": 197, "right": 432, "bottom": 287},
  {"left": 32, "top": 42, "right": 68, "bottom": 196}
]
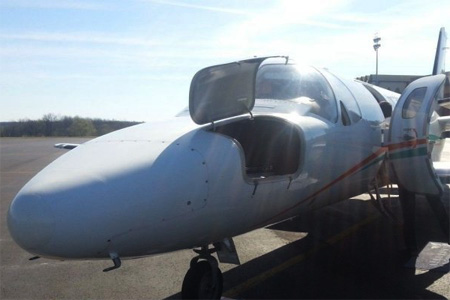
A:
[
  {"left": 252, "top": 147, "right": 387, "bottom": 229},
  {"left": 387, "top": 138, "right": 427, "bottom": 151},
  {"left": 253, "top": 138, "right": 428, "bottom": 229}
]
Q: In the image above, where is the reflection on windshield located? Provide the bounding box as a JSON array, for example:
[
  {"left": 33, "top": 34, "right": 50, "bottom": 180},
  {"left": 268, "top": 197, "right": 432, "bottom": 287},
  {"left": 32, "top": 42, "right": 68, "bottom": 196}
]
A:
[{"left": 255, "top": 65, "right": 337, "bottom": 122}]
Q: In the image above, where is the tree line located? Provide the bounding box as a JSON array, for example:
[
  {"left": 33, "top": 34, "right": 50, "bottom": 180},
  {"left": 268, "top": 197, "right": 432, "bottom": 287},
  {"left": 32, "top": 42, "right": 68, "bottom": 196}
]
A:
[{"left": 0, "top": 114, "right": 142, "bottom": 137}]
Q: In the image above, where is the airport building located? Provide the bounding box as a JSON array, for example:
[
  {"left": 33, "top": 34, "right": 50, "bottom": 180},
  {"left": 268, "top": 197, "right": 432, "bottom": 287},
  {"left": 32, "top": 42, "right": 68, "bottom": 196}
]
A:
[
  {"left": 356, "top": 74, "right": 421, "bottom": 93},
  {"left": 356, "top": 72, "right": 450, "bottom": 115}
]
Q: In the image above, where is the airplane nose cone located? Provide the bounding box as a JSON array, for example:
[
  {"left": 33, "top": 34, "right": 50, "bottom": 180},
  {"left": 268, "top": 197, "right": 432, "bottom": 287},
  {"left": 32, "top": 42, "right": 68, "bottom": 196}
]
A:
[{"left": 7, "top": 190, "right": 55, "bottom": 254}]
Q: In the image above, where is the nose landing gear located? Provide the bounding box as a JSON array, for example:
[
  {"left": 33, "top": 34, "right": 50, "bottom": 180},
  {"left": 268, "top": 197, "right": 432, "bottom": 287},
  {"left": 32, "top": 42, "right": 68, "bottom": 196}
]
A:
[{"left": 181, "top": 246, "right": 223, "bottom": 299}]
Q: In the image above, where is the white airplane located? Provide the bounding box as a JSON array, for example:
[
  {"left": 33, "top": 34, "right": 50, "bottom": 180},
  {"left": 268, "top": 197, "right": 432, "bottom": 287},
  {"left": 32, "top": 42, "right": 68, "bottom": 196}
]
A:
[{"left": 7, "top": 28, "right": 449, "bottom": 299}]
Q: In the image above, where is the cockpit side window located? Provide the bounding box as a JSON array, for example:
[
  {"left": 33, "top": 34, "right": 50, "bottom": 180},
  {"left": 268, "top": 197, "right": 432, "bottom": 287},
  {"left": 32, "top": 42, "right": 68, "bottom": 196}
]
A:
[
  {"left": 255, "top": 65, "right": 338, "bottom": 123},
  {"left": 319, "top": 70, "right": 362, "bottom": 125}
]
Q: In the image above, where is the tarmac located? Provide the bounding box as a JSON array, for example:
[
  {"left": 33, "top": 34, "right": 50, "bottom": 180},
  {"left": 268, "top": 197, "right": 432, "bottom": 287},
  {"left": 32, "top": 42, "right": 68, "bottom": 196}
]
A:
[{"left": 1, "top": 137, "right": 449, "bottom": 299}]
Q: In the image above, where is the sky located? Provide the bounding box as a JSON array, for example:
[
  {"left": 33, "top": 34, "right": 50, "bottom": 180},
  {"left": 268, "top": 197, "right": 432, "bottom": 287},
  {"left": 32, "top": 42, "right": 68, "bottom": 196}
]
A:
[{"left": 1, "top": 0, "right": 449, "bottom": 122}]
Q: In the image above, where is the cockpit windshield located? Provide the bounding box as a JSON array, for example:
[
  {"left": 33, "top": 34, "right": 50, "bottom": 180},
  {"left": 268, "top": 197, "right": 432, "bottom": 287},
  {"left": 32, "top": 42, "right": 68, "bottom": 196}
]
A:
[{"left": 255, "top": 65, "right": 338, "bottom": 122}]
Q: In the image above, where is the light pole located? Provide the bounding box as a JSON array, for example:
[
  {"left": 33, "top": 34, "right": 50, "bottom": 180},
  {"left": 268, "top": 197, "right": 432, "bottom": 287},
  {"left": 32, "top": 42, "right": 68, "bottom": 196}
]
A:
[{"left": 373, "top": 33, "right": 381, "bottom": 85}]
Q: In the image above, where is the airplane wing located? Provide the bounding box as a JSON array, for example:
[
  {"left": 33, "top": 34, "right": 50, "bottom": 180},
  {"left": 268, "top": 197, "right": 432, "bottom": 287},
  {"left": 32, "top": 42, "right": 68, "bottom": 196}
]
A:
[
  {"left": 438, "top": 97, "right": 450, "bottom": 109},
  {"left": 54, "top": 143, "right": 79, "bottom": 150},
  {"left": 438, "top": 115, "right": 450, "bottom": 132},
  {"left": 434, "top": 161, "right": 450, "bottom": 183}
]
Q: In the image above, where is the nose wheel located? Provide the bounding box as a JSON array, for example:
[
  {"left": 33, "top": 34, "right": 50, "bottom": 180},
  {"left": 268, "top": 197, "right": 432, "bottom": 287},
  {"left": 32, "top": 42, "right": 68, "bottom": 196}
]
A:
[{"left": 181, "top": 246, "right": 223, "bottom": 299}]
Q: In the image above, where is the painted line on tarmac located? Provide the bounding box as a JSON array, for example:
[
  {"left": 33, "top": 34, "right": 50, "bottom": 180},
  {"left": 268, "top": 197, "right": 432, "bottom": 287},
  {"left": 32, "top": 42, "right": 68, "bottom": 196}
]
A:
[{"left": 223, "top": 214, "right": 380, "bottom": 298}]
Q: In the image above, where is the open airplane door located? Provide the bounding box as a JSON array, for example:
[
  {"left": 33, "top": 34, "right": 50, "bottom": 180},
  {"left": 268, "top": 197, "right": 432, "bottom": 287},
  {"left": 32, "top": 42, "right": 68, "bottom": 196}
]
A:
[
  {"left": 388, "top": 74, "right": 446, "bottom": 196},
  {"left": 189, "top": 56, "right": 286, "bottom": 124}
]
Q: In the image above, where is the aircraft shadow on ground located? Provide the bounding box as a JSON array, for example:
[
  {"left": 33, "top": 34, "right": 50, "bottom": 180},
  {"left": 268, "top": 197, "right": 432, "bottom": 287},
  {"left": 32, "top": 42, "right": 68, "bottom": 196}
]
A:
[{"left": 166, "top": 196, "right": 448, "bottom": 299}]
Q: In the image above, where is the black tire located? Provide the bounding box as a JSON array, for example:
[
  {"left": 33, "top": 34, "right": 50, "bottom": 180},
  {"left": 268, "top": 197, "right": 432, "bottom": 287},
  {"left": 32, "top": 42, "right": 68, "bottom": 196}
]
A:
[{"left": 181, "top": 261, "right": 223, "bottom": 299}]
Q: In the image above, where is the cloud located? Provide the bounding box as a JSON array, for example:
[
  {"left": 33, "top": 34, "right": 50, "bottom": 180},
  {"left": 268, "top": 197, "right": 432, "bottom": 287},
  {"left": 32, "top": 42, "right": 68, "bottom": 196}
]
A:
[
  {"left": 0, "top": 32, "right": 162, "bottom": 47},
  {"left": 0, "top": 71, "right": 189, "bottom": 82},
  {"left": 0, "top": 29, "right": 247, "bottom": 66},
  {"left": 203, "top": 0, "right": 351, "bottom": 60},
  {"left": 0, "top": 0, "right": 109, "bottom": 10},
  {"left": 1, "top": 0, "right": 448, "bottom": 80},
  {"left": 141, "top": 0, "right": 252, "bottom": 15},
  {"left": 201, "top": 0, "right": 449, "bottom": 77}
]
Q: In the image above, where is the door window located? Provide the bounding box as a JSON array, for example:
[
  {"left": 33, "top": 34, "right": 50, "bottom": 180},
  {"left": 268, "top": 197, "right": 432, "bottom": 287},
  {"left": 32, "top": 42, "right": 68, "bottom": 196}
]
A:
[{"left": 402, "top": 87, "right": 427, "bottom": 119}]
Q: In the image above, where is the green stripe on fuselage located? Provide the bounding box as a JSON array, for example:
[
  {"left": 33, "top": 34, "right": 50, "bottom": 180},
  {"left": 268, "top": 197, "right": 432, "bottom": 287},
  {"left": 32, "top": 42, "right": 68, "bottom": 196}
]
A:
[
  {"left": 389, "top": 146, "right": 428, "bottom": 160},
  {"left": 428, "top": 134, "right": 442, "bottom": 142},
  {"left": 338, "top": 144, "right": 428, "bottom": 182}
]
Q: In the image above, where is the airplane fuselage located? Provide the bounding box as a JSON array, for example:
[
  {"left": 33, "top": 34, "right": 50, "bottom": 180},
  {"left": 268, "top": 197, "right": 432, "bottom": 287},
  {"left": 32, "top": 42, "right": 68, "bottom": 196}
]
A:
[{"left": 8, "top": 63, "right": 392, "bottom": 260}]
